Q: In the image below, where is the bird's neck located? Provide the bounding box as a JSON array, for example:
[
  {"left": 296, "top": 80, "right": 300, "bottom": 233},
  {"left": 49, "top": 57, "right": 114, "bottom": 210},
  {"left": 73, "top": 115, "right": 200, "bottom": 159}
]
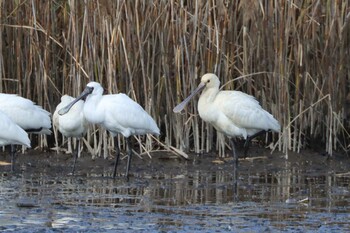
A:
[
  {"left": 197, "top": 88, "right": 219, "bottom": 123},
  {"left": 84, "top": 95, "right": 103, "bottom": 124},
  {"left": 199, "top": 87, "right": 219, "bottom": 103}
]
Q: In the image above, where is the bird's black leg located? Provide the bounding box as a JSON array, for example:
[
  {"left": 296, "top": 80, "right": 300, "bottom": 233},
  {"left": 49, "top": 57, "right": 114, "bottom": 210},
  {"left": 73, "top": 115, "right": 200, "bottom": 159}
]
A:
[
  {"left": 71, "top": 139, "right": 80, "bottom": 175},
  {"left": 230, "top": 139, "right": 238, "bottom": 201},
  {"left": 243, "top": 130, "right": 268, "bottom": 157},
  {"left": 10, "top": 145, "right": 16, "bottom": 172},
  {"left": 112, "top": 137, "right": 120, "bottom": 179},
  {"left": 125, "top": 137, "right": 132, "bottom": 181},
  {"left": 230, "top": 138, "right": 238, "bottom": 166}
]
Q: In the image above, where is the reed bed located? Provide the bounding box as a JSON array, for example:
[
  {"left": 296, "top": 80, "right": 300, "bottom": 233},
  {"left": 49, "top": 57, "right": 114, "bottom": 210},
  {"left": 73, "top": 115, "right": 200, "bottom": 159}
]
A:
[{"left": 0, "top": 0, "right": 349, "bottom": 157}]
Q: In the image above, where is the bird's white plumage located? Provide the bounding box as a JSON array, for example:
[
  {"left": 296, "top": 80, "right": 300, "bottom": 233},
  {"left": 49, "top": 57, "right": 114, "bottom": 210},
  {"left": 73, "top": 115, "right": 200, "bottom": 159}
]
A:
[
  {"left": 53, "top": 95, "right": 87, "bottom": 138},
  {"left": 0, "top": 93, "right": 52, "bottom": 134},
  {"left": 200, "top": 90, "right": 280, "bottom": 139},
  {"left": 58, "top": 81, "right": 160, "bottom": 178},
  {"left": 0, "top": 110, "right": 30, "bottom": 147},
  {"left": 176, "top": 73, "right": 280, "bottom": 139},
  {"left": 83, "top": 82, "right": 160, "bottom": 137}
]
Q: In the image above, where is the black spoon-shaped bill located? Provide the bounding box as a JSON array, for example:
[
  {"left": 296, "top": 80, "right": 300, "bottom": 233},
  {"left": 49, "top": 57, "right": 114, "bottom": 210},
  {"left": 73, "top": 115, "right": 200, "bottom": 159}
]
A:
[{"left": 58, "top": 86, "right": 94, "bottom": 115}]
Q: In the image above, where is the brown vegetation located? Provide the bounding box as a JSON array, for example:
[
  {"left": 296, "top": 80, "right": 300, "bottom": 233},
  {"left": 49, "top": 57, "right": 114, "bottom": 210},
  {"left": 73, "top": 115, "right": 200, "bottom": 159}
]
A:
[{"left": 0, "top": 0, "right": 349, "bottom": 157}]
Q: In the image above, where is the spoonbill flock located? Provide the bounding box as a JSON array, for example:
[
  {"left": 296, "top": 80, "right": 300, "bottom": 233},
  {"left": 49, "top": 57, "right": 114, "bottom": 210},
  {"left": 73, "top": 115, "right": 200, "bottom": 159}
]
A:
[{"left": 1, "top": 74, "right": 280, "bottom": 180}]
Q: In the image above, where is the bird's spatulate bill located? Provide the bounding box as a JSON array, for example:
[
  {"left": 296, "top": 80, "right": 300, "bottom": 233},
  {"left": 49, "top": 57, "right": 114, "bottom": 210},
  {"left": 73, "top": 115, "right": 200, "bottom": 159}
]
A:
[
  {"left": 173, "top": 83, "right": 205, "bottom": 113},
  {"left": 58, "top": 101, "right": 77, "bottom": 115},
  {"left": 58, "top": 87, "right": 92, "bottom": 115}
]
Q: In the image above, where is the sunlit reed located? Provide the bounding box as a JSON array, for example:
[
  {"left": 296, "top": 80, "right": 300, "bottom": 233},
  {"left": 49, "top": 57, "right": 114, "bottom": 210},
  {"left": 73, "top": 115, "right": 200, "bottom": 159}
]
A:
[{"left": 0, "top": 1, "right": 349, "bottom": 157}]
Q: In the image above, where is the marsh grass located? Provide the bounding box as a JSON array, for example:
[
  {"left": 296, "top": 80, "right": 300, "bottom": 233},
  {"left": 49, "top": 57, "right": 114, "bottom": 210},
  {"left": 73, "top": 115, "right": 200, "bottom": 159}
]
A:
[{"left": 0, "top": 0, "right": 349, "bottom": 157}]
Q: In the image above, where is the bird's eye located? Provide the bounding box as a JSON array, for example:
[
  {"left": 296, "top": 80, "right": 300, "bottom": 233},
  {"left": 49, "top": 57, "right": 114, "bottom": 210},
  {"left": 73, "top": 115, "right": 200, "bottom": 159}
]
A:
[{"left": 207, "top": 80, "right": 210, "bottom": 83}]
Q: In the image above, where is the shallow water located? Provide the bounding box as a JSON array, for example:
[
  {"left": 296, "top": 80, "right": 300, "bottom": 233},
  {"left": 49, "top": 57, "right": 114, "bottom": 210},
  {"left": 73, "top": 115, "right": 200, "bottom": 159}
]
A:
[{"left": 0, "top": 151, "right": 349, "bottom": 232}]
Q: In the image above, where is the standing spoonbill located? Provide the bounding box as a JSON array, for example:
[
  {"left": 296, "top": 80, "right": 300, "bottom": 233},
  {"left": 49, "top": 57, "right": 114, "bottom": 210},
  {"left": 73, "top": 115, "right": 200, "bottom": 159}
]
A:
[
  {"left": 0, "top": 93, "right": 52, "bottom": 171},
  {"left": 53, "top": 95, "right": 88, "bottom": 175},
  {"left": 59, "top": 82, "right": 160, "bottom": 180},
  {"left": 0, "top": 110, "right": 31, "bottom": 170},
  {"left": 173, "top": 73, "right": 280, "bottom": 163}
]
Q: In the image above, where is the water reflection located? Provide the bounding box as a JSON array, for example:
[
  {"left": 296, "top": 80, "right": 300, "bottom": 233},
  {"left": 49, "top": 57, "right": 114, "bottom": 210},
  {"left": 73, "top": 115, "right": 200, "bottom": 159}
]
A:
[{"left": 0, "top": 153, "right": 349, "bottom": 232}]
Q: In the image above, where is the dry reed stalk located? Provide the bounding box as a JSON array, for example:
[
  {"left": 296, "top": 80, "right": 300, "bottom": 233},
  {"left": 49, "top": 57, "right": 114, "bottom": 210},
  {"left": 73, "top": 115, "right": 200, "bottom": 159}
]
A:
[{"left": 0, "top": 0, "right": 349, "bottom": 158}]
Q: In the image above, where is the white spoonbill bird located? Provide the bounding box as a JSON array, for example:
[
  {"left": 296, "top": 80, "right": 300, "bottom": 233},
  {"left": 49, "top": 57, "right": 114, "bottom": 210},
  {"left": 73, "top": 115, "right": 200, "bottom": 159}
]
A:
[
  {"left": 0, "top": 94, "right": 52, "bottom": 134},
  {"left": 53, "top": 95, "right": 88, "bottom": 175},
  {"left": 0, "top": 110, "right": 31, "bottom": 171},
  {"left": 173, "top": 73, "right": 280, "bottom": 163},
  {"left": 59, "top": 82, "right": 160, "bottom": 179},
  {"left": 0, "top": 93, "right": 52, "bottom": 171}
]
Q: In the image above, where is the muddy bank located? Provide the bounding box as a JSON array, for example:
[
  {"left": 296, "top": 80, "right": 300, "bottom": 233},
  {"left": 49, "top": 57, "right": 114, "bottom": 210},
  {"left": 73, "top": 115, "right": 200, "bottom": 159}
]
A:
[
  {"left": 0, "top": 148, "right": 349, "bottom": 232},
  {"left": 1, "top": 146, "right": 346, "bottom": 177}
]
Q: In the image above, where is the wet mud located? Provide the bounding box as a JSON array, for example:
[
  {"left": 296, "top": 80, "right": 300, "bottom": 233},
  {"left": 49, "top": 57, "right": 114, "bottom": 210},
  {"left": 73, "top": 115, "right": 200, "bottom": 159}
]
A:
[{"left": 0, "top": 147, "right": 350, "bottom": 232}]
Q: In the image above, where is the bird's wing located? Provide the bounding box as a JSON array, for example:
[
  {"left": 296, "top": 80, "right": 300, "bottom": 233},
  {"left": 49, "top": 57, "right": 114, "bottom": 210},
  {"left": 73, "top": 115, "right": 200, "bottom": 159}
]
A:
[
  {"left": 101, "top": 94, "right": 159, "bottom": 135},
  {"left": 217, "top": 91, "right": 278, "bottom": 131},
  {"left": 0, "top": 110, "right": 31, "bottom": 147},
  {"left": 0, "top": 94, "right": 52, "bottom": 132}
]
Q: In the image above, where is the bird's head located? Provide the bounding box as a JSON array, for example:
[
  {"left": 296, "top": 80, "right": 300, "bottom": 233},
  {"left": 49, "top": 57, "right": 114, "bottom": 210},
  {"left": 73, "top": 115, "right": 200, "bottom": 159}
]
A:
[
  {"left": 58, "top": 82, "right": 103, "bottom": 115},
  {"left": 173, "top": 73, "right": 220, "bottom": 113},
  {"left": 86, "top": 82, "right": 104, "bottom": 96},
  {"left": 200, "top": 73, "right": 220, "bottom": 90}
]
